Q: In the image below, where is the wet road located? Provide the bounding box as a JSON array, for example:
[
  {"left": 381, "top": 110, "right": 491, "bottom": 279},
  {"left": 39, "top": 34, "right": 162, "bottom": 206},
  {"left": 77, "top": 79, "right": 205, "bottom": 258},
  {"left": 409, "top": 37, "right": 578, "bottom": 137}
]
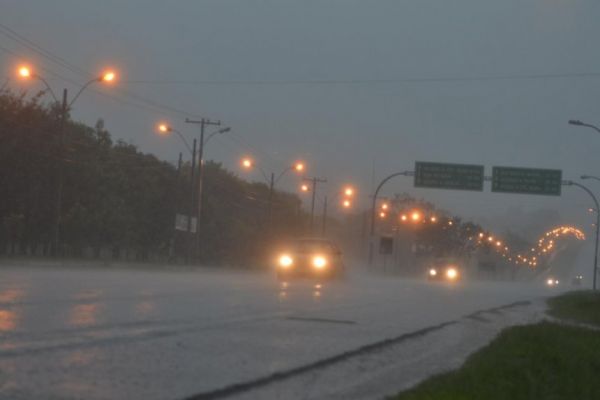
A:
[{"left": 0, "top": 264, "right": 555, "bottom": 400}]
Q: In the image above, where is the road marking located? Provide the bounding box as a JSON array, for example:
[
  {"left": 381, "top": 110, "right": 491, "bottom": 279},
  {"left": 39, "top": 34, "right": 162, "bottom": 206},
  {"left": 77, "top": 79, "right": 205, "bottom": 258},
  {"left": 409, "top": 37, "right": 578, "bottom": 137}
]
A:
[{"left": 285, "top": 316, "right": 357, "bottom": 325}]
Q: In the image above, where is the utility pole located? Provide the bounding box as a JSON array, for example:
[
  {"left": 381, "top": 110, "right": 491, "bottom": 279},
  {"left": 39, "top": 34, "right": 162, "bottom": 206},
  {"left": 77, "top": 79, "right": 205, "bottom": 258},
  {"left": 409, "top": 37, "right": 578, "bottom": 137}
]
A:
[
  {"left": 52, "top": 88, "right": 68, "bottom": 256},
  {"left": 303, "top": 176, "right": 327, "bottom": 234},
  {"left": 185, "top": 118, "right": 221, "bottom": 261},
  {"left": 321, "top": 195, "right": 328, "bottom": 236},
  {"left": 267, "top": 172, "right": 275, "bottom": 233},
  {"left": 169, "top": 152, "right": 183, "bottom": 261},
  {"left": 186, "top": 139, "right": 197, "bottom": 263}
]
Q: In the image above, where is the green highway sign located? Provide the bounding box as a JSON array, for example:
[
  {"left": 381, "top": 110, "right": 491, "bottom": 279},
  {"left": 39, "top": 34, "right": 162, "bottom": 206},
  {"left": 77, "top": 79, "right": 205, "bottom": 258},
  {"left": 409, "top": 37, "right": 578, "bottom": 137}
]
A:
[
  {"left": 492, "top": 166, "right": 562, "bottom": 196},
  {"left": 414, "top": 161, "right": 484, "bottom": 191}
]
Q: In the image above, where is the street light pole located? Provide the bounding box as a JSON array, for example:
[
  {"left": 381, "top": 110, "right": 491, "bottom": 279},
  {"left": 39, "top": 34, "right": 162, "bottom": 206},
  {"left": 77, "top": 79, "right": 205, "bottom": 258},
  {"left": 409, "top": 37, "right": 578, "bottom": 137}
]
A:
[
  {"left": 569, "top": 119, "right": 600, "bottom": 135},
  {"left": 185, "top": 118, "right": 222, "bottom": 261},
  {"left": 241, "top": 159, "right": 305, "bottom": 233},
  {"left": 322, "top": 195, "right": 328, "bottom": 236},
  {"left": 304, "top": 176, "right": 327, "bottom": 234},
  {"left": 565, "top": 179, "right": 599, "bottom": 290},
  {"left": 18, "top": 66, "right": 116, "bottom": 256},
  {"left": 187, "top": 139, "right": 197, "bottom": 263},
  {"left": 368, "top": 171, "right": 413, "bottom": 266}
]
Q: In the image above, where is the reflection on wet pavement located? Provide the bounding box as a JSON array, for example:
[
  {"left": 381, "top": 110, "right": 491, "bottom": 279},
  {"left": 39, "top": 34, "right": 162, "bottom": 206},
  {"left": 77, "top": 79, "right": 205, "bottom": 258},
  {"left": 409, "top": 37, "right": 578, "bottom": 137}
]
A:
[
  {"left": 277, "top": 281, "right": 327, "bottom": 301},
  {"left": 135, "top": 300, "right": 155, "bottom": 317},
  {"left": 65, "top": 349, "right": 97, "bottom": 367},
  {"left": 0, "top": 309, "right": 17, "bottom": 332},
  {"left": 69, "top": 303, "right": 100, "bottom": 328},
  {"left": 0, "top": 288, "right": 25, "bottom": 303}
]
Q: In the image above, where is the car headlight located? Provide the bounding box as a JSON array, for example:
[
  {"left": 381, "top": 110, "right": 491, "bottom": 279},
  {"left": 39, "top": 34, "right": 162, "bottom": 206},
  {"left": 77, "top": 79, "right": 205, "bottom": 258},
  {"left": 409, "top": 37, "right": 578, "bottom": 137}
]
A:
[
  {"left": 429, "top": 268, "right": 437, "bottom": 276},
  {"left": 546, "top": 278, "right": 555, "bottom": 286},
  {"left": 279, "top": 254, "right": 293, "bottom": 268},
  {"left": 446, "top": 268, "right": 458, "bottom": 280},
  {"left": 313, "top": 255, "right": 327, "bottom": 269}
]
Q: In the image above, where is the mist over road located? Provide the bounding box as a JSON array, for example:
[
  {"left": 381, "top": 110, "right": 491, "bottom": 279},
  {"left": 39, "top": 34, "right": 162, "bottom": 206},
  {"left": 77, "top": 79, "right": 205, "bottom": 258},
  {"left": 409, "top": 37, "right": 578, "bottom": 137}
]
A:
[{"left": 0, "top": 264, "right": 558, "bottom": 400}]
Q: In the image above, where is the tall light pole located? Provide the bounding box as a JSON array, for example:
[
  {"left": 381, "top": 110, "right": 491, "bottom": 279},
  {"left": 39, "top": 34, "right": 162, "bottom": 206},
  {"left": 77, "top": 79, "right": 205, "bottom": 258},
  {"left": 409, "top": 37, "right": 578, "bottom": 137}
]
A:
[
  {"left": 301, "top": 176, "right": 327, "bottom": 234},
  {"left": 159, "top": 122, "right": 230, "bottom": 262},
  {"left": 368, "top": 171, "right": 413, "bottom": 266},
  {"left": 241, "top": 158, "right": 305, "bottom": 232},
  {"left": 18, "top": 65, "right": 116, "bottom": 256},
  {"left": 157, "top": 123, "right": 196, "bottom": 262},
  {"left": 184, "top": 118, "right": 225, "bottom": 261},
  {"left": 565, "top": 178, "right": 599, "bottom": 290},
  {"left": 321, "top": 186, "right": 355, "bottom": 235},
  {"left": 569, "top": 119, "right": 600, "bottom": 134}
]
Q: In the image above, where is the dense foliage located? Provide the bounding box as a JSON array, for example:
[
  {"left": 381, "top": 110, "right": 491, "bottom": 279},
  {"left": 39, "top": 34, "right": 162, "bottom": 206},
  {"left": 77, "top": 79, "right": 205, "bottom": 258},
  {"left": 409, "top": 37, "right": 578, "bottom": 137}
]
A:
[{"left": 0, "top": 90, "right": 307, "bottom": 265}]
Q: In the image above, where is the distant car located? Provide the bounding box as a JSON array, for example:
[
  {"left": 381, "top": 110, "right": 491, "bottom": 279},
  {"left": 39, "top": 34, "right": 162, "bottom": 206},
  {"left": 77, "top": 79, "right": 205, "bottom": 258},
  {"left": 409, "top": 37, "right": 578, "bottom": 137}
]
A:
[
  {"left": 546, "top": 277, "right": 560, "bottom": 287},
  {"left": 572, "top": 275, "right": 583, "bottom": 286},
  {"left": 276, "top": 238, "right": 345, "bottom": 280},
  {"left": 427, "top": 257, "right": 461, "bottom": 282}
]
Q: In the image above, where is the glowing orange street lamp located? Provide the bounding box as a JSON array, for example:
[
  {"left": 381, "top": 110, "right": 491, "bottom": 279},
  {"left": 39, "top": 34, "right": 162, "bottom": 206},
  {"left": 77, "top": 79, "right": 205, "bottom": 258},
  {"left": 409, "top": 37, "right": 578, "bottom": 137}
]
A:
[
  {"left": 241, "top": 157, "right": 253, "bottom": 169},
  {"left": 158, "top": 123, "right": 170, "bottom": 134},
  {"left": 156, "top": 122, "right": 193, "bottom": 154},
  {"left": 379, "top": 211, "right": 387, "bottom": 219},
  {"left": 343, "top": 186, "right": 355, "bottom": 197},
  {"left": 101, "top": 70, "right": 116, "bottom": 83},
  {"left": 430, "top": 216, "right": 437, "bottom": 223},
  {"left": 411, "top": 211, "right": 422, "bottom": 222},
  {"left": 301, "top": 183, "right": 310, "bottom": 192},
  {"left": 381, "top": 203, "right": 389, "bottom": 211},
  {"left": 294, "top": 162, "right": 305, "bottom": 172},
  {"left": 400, "top": 214, "right": 408, "bottom": 222},
  {"left": 16, "top": 63, "right": 117, "bottom": 256},
  {"left": 18, "top": 65, "right": 31, "bottom": 78}
]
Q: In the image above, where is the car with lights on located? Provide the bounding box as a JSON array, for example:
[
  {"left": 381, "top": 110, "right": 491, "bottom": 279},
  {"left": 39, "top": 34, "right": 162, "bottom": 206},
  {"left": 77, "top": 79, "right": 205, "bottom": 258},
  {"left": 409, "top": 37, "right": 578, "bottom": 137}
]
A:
[
  {"left": 276, "top": 238, "right": 345, "bottom": 280},
  {"left": 427, "top": 257, "right": 461, "bottom": 282},
  {"left": 546, "top": 277, "right": 560, "bottom": 287}
]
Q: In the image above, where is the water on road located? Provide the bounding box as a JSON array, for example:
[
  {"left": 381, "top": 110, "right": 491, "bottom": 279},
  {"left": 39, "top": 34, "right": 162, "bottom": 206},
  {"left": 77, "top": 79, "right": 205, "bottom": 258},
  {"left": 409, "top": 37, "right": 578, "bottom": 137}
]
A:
[{"left": 0, "top": 264, "right": 557, "bottom": 400}]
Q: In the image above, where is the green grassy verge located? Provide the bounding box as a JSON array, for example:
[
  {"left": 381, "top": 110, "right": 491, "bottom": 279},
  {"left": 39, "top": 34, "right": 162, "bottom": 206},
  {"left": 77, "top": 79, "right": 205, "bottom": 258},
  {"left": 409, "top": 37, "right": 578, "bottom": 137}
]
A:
[
  {"left": 547, "top": 290, "right": 600, "bottom": 327},
  {"left": 392, "top": 291, "right": 600, "bottom": 400}
]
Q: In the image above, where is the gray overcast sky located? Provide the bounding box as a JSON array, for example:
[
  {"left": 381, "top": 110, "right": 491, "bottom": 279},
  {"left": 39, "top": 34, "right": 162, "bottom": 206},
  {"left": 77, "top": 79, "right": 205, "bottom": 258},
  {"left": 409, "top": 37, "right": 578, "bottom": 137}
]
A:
[{"left": 2, "top": 0, "right": 600, "bottom": 241}]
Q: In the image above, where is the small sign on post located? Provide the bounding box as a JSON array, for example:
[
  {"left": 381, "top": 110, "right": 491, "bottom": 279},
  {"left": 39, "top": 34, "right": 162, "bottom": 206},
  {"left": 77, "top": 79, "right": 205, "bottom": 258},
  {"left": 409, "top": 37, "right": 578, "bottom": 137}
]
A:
[
  {"left": 175, "top": 214, "right": 197, "bottom": 233},
  {"left": 414, "top": 161, "right": 484, "bottom": 191},
  {"left": 491, "top": 166, "right": 562, "bottom": 196}
]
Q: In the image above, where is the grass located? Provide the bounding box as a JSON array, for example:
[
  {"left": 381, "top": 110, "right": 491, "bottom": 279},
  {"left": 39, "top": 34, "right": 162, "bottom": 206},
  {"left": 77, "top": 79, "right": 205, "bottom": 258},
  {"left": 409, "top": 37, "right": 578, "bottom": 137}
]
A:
[
  {"left": 547, "top": 290, "right": 600, "bottom": 327},
  {"left": 392, "top": 291, "right": 600, "bottom": 400}
]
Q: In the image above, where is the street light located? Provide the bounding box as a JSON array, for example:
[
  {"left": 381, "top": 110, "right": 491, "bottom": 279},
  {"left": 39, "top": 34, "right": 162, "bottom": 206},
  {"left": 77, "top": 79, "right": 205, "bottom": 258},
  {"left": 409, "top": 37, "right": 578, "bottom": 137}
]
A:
[
  {"left": 368, "top": 170, "right": 413, "bottom": 265},
  {"left": 156, "top": 122, "right": 193, "bottom": 154},
  {"left": 17, "top": 63, "right": 117, "bottom": 255},
  {"left": 155, "top": 122, "right": 230, "bottom": 262},
  {"left": 156, "top": 122, "right": 198, "bottom": 261},
  {"left": 569, "top": 119, "right": 600, "bottom": 134},
  {"left": 565, "top": 178, "right": 600, "bottom": 290},
  {"left": 241, "top": 158, "right": 306, "bottom": 232},
  {"left": 320, "top": 186, "right": 355, "bottom": 235}
]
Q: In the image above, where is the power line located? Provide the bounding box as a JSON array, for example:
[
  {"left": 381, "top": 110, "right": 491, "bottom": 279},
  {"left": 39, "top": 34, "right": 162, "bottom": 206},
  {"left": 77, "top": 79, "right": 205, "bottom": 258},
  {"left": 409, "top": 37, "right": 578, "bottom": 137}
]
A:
[{"left": 123, "top": 72, "right": 600, "bottom": 86}]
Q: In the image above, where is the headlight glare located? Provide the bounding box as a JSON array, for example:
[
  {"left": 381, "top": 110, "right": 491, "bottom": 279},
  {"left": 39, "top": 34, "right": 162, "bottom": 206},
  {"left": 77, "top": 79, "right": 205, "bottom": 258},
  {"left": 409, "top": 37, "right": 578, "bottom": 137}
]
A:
[
  {"left": 313, "top": 255, "right": 327, "bottom": 269},
  {"left": 279, "top": 254, "right": 293, "bottom": 268},
  {"left": 446, "top": 268, "right": 458, "bottom": 280}
]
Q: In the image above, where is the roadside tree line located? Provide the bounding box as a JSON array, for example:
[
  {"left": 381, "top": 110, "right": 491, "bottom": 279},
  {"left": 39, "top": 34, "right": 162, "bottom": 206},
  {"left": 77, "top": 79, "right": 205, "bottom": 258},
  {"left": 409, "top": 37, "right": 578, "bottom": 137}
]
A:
[{"left": 0, "top": 89, "right": 307, "bottom": 266}]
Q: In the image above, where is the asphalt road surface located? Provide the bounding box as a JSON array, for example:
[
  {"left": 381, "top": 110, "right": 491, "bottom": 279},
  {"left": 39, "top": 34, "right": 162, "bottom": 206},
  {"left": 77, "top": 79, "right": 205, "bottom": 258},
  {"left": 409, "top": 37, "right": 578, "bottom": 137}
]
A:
[{"left": 0, "top": 263, "right": 557, "bottom": 400}]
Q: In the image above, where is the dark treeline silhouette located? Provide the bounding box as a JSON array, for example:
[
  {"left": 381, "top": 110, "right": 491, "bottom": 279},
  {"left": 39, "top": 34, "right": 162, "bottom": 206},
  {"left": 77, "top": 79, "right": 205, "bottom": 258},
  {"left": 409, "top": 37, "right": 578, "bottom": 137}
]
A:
[{"left": 0, "top": 89, "right": 307, "bottom": 266}]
